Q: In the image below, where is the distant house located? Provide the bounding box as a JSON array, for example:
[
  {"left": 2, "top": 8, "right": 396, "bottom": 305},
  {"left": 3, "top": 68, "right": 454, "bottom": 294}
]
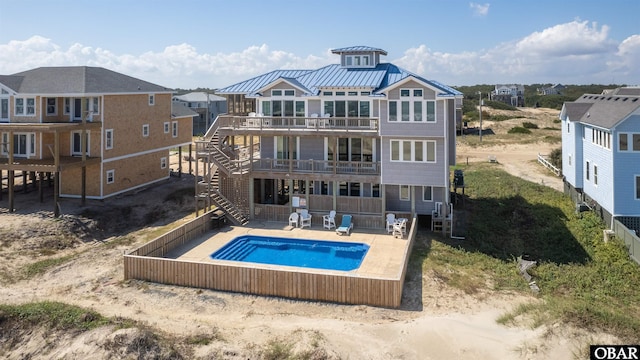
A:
[
  {"left": 490, "top": 84, "right": 525, "bottom": 107},
  {"left": 196, "top": 46, "right": 463, "bottom": 228},
  {"left": 538, "top": 84, "right": 565, "bottom": 95},
  {"left": 0, "top": 66, "right": 195, "bottom": 215},
  {"left": 560, "top": 87, "right": 640, "bottom": 230},
  {"left": 172, "top": 92, "right": 226, "bottom": 135}
]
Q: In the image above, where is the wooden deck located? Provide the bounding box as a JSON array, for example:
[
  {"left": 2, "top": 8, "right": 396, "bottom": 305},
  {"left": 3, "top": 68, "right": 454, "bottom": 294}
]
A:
[{"left": 124, "top": 211, "right": 416, "bottom": 308}]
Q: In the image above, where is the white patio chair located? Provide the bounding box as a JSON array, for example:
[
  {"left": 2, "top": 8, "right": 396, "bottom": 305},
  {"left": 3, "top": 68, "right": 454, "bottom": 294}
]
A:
[
  {"left": 323, "top": 210, "right": 336, "bottom": 230},
  {"left": 288, "top": 212, "right": 299, "bottom": 228},
  {"left": 299, "top": 209, "right": 312, "bottom": 228},
  {"left": 386, "top": 213, "right": 396, "bottom": 233}
]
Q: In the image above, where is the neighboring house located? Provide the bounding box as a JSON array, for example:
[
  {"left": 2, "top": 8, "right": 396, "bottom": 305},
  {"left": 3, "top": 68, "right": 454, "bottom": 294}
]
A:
[
  {"left": 490, "top": 84, "right": 525, "bottom": 107},
  {"left": 196, "top": 46, "right": 463, "bottom": 228},
  {"left": 560, "top": 87, "right": 640, "bottom": 230},
  {"left": 172, "top": 92, "right": 227, "bottom": 135},
  {"left": 0, "top": 66, "right": 195, "bottom": 215},
  {"left": 538, "top": 84, "right": 565, "bottom": 95}
]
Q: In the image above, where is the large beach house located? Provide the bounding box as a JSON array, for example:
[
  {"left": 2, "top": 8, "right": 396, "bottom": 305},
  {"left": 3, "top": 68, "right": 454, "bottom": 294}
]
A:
[
  {"left": 196, "top": 46, "right": 463, "bottom": 229},
  {"left": 560, "top": 87, "right": 640, "bottom": 231},
  {"left": 0, "top": 66, "right": 194, "bottom": 215}
]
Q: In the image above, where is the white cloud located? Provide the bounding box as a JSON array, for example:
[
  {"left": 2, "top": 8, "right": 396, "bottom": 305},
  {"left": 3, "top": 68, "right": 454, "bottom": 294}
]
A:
[
  {"left": 1, "top": 20, "right": 639, "bottom": 89},
  {"left": 469, "top": 2, "right": 490, "bottom": 17},
  {"left": 0, "top": 38, "right": 331, "bottom": 89},
  {"left": 394, "top": 20, "right": 639, "bottom": 85}
]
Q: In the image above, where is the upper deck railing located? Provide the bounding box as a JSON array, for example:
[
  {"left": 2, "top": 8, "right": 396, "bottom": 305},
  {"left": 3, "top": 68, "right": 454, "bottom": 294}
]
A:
[{"left": 216, "top": 115, "right": 379, "bottom": 133}]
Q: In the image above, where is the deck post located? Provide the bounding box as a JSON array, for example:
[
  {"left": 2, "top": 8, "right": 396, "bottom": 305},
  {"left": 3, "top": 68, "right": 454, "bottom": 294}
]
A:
[
  {"left": 22, "top": 171, "right": 27, "bottom": 193},
  {"left": 194, "top": 149, "right": 199, "bottom": 217},
  {"left": 8, "top": 131, "right": 14, "bottom": 212},
  {"left": 188, "top": 144, "right": 192, "bottom": 175},
  {"left": 178, "top": 147, "right": 182, "bottom": 177},
  {"left": 54, "top": 131, "right": 60, "bottom": 217},
  {"left": 38, "top": 172, "right": 44, "bottom": 203},
  {"left": 249, "top": 176, "right": 254, "bottom": 219},
  {"left": 8, "top": 170, "right": 14, "bottom": 212}
]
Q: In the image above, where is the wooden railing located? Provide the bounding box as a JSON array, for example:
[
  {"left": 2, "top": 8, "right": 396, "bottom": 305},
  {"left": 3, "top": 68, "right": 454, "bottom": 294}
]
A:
[
  {"left": 537, "top": 153, "right": 561, "bottom": 176},
  {"left": 251, "top": 158, "right": 380, "bottom": 175},
  {"left": 216, "top": 115, "right": 379, "bottom": 132}
]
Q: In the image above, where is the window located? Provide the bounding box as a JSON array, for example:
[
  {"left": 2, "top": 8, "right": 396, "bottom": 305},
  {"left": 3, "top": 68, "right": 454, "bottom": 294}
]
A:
[
  {"left": 2, "top": 132, "right": 36, "bottom": 157},
  {"left": 567, "top": 121, "right": 570, "bottom": 133},
  {"left": 594, "top": 165, "right": 598, "bottom": 185},
  {"left": 14, "top": 97, "right": 35, "bottom": 116},
  {"left": 160, "top": 157, "right": 167, "bottom": 169},
  {"left": 72, "top": 131, "right": 90, "bottom": 156},
  {"left": 105, "top": 129, "right": 113, "bottom": 149},
  {"left": 389, "top": 101, "right": 397, "bottom": 121},
  {"left": 106, "top": 170, "right": 114, "bottom": 184},
  {"left": 389, "top": 90, "right": 435, "bottom": 122},
  {"left": 83, "top": 97, "right": 100, "bottom": 116},
  {"left": 568, "top": 154, "right": 572, "bottom": 166},
  {"left": 620, "top": 133, "right": 628, "bottom": 151},
  {"left": 345, "top": 55, "right": 371, "bottom": 67},
  {"left": 323, "top": 100, "right": 369, "bottom": 118},
  {"left": 636, "top": 176, "right": 640, "bottom": 200},
  {"left": 164, "top": 122, "right": 170, "bottom": 134},
  {"left": 262, "top": 101, "right": 271, "bottom": 116},
  {"left": 400, "top": 185, "right": 410, "bottom": 201},
  {"left": 586, "top": 161, "right": 590, "bottom": 181},
  {"left": 46, "top": 98, "right": 57, "bottom": 115},
  {"left": 142, "top": 124, "right": 149, "bottom": 137},
  {"left": 172, "top": 121, "right": 178, "bottom": 138},
  {"left": 149, "top": 94, "right": 155, "bottom": 106},
  {"left": 619, "top": 133, "right": 640, "bottom": 152},
  {"left": 271, "top": 90, "right": 282, "bottom": 96},
  {"left": 64, "top": 98, "right": 70, "bottom": 114},
  {"left": 592, "top": 129, "right": 611, "bottom": 149},
  {"left": 422, "top": 186, "right": 433, "bottom": 201},
  {"left": 390, "top": 140, "right": 436, "bottom": 162}
]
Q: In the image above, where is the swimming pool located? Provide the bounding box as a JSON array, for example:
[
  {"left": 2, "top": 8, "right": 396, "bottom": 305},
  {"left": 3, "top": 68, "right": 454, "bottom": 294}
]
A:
[{"left": 210, "top": 235, "right": 370, "bottom": 271}]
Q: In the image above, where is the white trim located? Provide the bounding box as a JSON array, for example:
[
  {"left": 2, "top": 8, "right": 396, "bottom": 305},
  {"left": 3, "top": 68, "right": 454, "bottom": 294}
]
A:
[
  {"left": 399, "top": 184, "right": 410, "bottom": 201},
  {"left": 422, "top": 186, "right": 433, "bottom": 202},
  {"left": 105, "top": 129, "right": 113, "bottom": 149},
  {"left": 106, "top": 169, "right": 115, "bottom": 184},
  {"left": 164, "top": 122, "right": 170, "bottom": 134},
  {"left": 101, "top": 142, "right": 191, "bottom": 163},
  {"left": 61, "top": 175, "right": 170, "bottom": 199},
  {"left": 142, "top": 124, "right": 150, "bottom": 137}
]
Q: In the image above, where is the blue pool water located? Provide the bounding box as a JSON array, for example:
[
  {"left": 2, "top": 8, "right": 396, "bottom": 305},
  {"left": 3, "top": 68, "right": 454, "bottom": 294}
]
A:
[{"left": 210, "top": 235, "right": 370, "bottom": 271}]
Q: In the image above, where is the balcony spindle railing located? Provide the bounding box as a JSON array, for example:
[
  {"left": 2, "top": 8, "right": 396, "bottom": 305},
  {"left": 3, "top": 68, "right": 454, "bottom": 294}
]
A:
[{"left": 218, "top": 115, "right": 378, "bottom": 132}]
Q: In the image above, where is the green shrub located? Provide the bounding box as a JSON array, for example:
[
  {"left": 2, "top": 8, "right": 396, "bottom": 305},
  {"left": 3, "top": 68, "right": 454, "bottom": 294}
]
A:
[
  {"left": 507, "top": 127, "right": 531, "bottom": 134},
  {"left": 549, "top": 148, "right": 562, "bottom": 168},
  {"left": 484, "top": 100, "right": 518, "bottom": 111},
  {"left": 522, "top": 121, "right": 539, "bottom": 129}
]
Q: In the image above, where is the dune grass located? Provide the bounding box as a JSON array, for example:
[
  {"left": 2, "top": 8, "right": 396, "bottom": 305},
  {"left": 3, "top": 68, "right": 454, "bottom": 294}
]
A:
[{"left": 421, "top": 163, "right": 640, "bottom": 342}]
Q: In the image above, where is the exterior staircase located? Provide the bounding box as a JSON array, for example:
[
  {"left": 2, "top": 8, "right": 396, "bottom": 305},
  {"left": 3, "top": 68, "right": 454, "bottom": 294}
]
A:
[{"left": 197, "top": 119, "right": 250, "bottom": 226}]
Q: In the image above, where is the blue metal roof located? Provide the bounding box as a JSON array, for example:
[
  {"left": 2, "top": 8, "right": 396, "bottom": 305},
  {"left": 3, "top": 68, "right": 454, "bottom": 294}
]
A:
[
  {"left": 217, "top": 69, "right": 312, "bottom": 94},
  {"left": 331, "top": 46, "right": 388, "bottom": 56},
  {"left": 217, "top": 57, "right": 461, "bottom": 98}
]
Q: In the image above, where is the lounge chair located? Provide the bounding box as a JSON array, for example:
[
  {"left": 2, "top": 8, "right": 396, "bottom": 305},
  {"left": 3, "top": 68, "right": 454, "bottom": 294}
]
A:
[
  {"left": 299, "top": 209, "right": 312, "bottom": 229},
  {"left": 288, "top": 212, "right": 299, "bottom": 228},
  {"left": 386, "top": 213, "right": 396, "bottom": 234},
  {"left": 336, "top": 215, "right": 353, "bottom": 236},
  {"left": 323, "top": 210, "right": 336, "bottom": 230}
]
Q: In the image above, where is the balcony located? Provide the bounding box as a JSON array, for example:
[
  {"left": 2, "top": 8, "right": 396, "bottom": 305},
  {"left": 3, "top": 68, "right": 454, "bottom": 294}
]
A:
[
  {"left": 216, "top": 115, "right": 379, "bottom": 135},
  {"left": 251, "top": 158, "right": 379, "bottom": 176}
]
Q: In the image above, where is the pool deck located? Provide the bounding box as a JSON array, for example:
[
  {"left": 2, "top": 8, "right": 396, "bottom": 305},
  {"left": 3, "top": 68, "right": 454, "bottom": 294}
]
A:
[{"left": 165, "top": 221, "right": 410, "bottom": 280}]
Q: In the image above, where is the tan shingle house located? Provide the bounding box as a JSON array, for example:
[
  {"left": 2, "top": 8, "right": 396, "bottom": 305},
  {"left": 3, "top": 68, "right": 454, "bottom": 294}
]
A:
[{"left": 0, "top": 66, "right": 194, "bottom": 215}]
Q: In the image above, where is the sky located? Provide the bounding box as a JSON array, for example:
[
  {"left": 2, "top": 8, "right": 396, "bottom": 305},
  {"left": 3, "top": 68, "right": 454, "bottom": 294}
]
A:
[{"left": 0, "top": 0, "right": 638, "bottom": 90}]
